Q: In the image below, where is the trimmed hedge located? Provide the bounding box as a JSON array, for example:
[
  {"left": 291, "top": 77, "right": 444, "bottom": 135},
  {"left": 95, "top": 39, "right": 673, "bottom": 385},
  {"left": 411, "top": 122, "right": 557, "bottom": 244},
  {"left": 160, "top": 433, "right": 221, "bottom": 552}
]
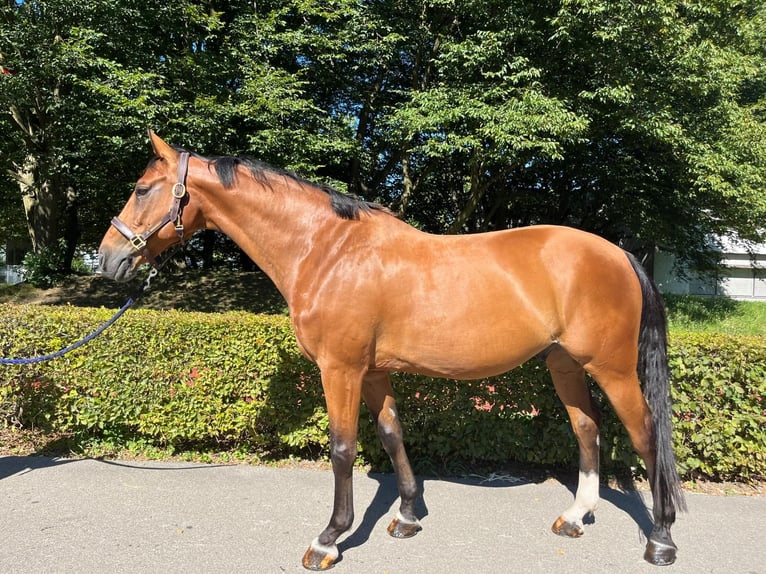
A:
[
  {"left": 0, "top": 305, "right": 327, "bottom": 457},
  {"left": 0, "top": 303, "right": 764, "bottom": 481}
]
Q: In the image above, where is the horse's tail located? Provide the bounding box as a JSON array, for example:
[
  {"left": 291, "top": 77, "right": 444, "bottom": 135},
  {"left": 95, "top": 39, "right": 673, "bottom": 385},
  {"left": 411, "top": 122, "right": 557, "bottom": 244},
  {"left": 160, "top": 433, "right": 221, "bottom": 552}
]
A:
[{"left": 625, "top": 252, "right": 687, "bottom": 522}]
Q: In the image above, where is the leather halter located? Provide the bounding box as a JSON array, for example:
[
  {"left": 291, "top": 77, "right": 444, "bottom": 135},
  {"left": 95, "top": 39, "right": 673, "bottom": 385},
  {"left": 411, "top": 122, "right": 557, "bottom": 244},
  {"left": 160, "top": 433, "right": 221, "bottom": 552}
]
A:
[{"left": 111, "top": 152, "right": 190, "bottom": 268}]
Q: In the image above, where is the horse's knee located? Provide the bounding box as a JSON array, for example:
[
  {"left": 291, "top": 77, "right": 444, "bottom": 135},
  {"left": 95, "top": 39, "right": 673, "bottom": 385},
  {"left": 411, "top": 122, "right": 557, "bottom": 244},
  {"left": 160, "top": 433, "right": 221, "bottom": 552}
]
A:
[
  {"left": 329, "top": 435, "right": 356, "bottom": 469},
  {"left": 572, "top": 410, "right": 599, "bottom": 437}
]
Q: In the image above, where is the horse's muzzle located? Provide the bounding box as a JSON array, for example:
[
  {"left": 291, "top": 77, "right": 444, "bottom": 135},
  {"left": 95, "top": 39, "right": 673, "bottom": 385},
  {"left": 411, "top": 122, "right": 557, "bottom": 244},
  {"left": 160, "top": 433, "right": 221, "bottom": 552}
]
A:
[{"left": 97, "top": 246, "right": 139, "bottom": 283}]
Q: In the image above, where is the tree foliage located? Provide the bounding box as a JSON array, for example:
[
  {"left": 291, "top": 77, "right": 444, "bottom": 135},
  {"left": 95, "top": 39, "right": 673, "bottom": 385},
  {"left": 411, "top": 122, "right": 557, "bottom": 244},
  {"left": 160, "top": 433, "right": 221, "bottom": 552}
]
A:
[{"left": 1, "top": 0, "right": 764, "bottom": 270}]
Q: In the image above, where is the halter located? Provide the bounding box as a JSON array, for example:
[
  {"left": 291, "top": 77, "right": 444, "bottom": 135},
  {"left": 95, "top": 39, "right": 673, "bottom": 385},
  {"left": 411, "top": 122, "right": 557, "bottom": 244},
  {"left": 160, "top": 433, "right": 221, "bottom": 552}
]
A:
[{"left": 110, "top": 152, "right": 190, "bottom": 268}]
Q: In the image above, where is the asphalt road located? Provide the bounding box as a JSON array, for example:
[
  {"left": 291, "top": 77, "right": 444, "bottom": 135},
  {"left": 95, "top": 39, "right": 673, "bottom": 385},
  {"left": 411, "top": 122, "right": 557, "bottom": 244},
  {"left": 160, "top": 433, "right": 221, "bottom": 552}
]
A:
[{"left": 1, "top": 456, "right": 763, "bottom": 574}]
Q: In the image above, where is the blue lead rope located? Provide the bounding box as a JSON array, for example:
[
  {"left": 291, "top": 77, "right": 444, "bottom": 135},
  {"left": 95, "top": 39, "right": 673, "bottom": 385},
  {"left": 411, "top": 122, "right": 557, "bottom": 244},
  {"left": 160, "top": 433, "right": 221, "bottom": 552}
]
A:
[
  {"left": 0, "top": 266, "right": 161, "bottom": 365},
  {"left": 0, "top": 297, "right": 136, "bottom": 365}
]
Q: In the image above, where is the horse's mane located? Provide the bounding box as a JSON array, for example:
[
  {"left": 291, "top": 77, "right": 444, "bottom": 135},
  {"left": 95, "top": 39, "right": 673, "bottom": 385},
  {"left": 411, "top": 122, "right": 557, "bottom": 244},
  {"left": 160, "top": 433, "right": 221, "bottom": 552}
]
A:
[{"left": 171, "top": 148, "right": 389, "bottom": 221}]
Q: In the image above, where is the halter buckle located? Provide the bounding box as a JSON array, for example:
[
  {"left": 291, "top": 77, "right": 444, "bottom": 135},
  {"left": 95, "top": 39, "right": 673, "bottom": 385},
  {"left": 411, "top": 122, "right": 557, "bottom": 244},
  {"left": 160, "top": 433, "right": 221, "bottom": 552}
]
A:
[
  {"left": 130, "top": 235, "right": 147, "bottom": 251},
  {"left": 172, "top": 183, "right": 186, "bottom": 199}
]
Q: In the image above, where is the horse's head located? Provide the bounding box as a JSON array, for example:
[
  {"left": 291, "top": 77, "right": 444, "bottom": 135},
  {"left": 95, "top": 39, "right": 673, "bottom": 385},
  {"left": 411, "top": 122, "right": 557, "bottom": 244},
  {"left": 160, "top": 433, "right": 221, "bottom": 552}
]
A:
[{"left": 98, "top": 131, "right": 202, "bottom": 282}]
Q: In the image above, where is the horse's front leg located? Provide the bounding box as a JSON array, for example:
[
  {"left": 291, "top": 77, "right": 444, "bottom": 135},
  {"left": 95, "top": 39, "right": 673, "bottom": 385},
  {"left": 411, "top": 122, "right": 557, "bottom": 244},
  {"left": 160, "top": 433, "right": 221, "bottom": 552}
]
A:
[
  {"left": 302, "top": 364, "right": 364, "bottom": 571},
  {"left": 362, "top": 370, "right": 422, "bottom": 538}
]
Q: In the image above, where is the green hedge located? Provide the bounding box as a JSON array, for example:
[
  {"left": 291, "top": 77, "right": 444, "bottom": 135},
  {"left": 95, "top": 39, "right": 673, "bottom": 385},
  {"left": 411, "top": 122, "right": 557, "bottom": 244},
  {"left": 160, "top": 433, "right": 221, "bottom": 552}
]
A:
[
  {"left": 1, "top": 304, "right": 764, "bottom": 481},
  {"left": 0, "top": 305, "right": 329, "bottom": 458}
]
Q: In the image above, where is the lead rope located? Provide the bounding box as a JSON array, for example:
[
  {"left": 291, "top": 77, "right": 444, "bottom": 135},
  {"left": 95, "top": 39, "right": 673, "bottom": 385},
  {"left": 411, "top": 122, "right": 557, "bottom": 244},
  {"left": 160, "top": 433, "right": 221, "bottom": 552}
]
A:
[{"left": 1, "top": 264, "right": 164, "bottom": 365}]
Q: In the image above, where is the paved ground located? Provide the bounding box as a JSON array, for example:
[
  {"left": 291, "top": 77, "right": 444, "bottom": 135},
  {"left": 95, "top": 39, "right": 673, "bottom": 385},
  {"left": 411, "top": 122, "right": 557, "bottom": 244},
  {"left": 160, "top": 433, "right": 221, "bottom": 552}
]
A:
[{"left": 1, "top": 456, "right": 764, "bottom": 574}]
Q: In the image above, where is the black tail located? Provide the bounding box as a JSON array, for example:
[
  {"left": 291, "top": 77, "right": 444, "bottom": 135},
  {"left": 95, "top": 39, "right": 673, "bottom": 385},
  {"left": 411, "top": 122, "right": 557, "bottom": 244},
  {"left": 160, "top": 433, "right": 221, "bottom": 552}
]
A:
[{"left": 625, "top": 252, "right": 687, "bottom": 523}]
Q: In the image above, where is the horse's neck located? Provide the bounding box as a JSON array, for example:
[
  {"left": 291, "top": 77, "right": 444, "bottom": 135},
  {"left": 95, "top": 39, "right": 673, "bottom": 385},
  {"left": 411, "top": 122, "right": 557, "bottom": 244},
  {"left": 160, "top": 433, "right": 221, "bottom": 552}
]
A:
[{"left": 202, "top": 174, "right": 336, "bottom": 302}]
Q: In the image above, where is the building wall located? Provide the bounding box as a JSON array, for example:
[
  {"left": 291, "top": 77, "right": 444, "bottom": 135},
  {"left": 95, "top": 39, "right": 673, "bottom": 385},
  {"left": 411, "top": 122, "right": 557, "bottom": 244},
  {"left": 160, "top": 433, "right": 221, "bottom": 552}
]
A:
[
  {"left": 654, "top": 236, "right": 766, "bottom": 300},
  {"left": 1, "top": 265, "right": 24, "bottom": 284},
  {"left": 1, "top": 240, "right": 29, "bottom": 284}
]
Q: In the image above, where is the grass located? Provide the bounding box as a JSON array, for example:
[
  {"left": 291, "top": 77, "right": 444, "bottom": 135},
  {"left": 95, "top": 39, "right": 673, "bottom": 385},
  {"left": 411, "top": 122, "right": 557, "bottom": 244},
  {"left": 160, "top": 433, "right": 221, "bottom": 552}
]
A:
[{"left": 664, "top": 294, "right": 766, "bottom": 337}]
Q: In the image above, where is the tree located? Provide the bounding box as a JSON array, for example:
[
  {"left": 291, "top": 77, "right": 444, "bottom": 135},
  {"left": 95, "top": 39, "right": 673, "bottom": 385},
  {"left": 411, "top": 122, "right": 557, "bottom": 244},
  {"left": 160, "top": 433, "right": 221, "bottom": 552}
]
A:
[
  {"left": 1, "top": 0, "right": 764, "bottom": 275},
  {"left": 0, "top": 1, "right": 171, "bottom": 265},
  {"left": 381, "top": 0, "right": 590, "bottom": 232},
  {"left": 0, "top": 0, "right": 359, "bottom": 270},
  {"left": 250, "top": 0, "right": 766, "bottom": 267},
  {"left": 509, "top": 0, "right": 766, "bottom": 267}
]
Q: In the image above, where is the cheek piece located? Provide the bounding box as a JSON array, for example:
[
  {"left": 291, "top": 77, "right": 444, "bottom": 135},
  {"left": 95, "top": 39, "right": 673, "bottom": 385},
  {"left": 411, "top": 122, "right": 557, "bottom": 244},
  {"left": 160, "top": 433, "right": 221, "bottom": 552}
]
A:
[{"left": 110, "top": 152, "right": 190, "bottom": 268}]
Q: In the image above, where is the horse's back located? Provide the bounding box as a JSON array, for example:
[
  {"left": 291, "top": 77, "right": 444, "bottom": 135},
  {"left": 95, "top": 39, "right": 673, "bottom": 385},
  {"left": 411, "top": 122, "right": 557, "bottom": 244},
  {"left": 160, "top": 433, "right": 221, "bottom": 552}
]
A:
[{"left": 367, "top": 224, "right": 641, "bottom": 378}]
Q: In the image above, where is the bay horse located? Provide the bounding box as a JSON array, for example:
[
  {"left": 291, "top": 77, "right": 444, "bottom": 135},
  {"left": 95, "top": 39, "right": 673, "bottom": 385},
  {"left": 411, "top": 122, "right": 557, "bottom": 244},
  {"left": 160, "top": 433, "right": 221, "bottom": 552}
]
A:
[{"left": 98, "top": 131, "right": 685, "bottom": 569}]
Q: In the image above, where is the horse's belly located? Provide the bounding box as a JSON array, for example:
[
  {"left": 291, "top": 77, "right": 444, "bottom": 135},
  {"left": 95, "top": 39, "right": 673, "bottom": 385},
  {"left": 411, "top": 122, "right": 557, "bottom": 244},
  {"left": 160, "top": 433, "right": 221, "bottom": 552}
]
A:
[{"left": 374, "top": 314, "right": 551, "bottom": 379}]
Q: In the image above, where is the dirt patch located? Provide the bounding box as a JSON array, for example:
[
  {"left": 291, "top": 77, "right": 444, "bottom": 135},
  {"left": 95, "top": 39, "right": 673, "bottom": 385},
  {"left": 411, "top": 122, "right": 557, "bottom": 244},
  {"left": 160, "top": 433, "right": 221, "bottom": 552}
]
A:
[
  {"left": 1, "top": 425, "right": 762, "bottom": 495},
  {"left": 1, "top": 268, "right": 287, "bottom": 315}
]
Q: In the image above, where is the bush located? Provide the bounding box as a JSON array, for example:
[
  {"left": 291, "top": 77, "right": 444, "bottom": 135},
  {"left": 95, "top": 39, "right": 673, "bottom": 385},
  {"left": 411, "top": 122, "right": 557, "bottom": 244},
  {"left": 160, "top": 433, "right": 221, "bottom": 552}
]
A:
[
  {"left": 20, "top": 240, "right": 71, "bottom": 288},
  {"left": 0, "top": 305, "right": 327, "bottom": 456},
  {"left": 670, "top": 333, "right": 766, "bottom": 481},
  {"left": 0, "top": 304, "right": 764, "bottom": 481},
  {"left": 20, "top": 240, "right": 93, "bottom": 288}
]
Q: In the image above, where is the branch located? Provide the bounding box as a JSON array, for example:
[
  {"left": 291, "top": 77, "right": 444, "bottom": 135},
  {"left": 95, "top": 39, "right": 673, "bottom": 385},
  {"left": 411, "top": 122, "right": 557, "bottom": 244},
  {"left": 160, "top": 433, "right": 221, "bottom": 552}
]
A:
[
  {"left": 448, "top": 164, "right": 487, "bottom": 234},
  {"left": 8, "top": 104, "right": 35, "bottom": 144}
]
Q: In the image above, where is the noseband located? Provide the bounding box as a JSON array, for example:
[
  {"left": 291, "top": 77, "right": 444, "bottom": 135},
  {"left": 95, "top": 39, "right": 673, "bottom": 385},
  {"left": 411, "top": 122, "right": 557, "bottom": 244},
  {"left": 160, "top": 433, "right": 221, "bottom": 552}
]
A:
[{"left": 110, "top": 152, "right": 190, "bottom": 268}]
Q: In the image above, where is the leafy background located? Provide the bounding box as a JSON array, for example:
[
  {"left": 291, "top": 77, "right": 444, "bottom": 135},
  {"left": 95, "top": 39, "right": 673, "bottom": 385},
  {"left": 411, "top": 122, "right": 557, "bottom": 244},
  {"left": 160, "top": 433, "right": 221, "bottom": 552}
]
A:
[{"left": 2, "top": 0, "right": 765, "bottom": 272}]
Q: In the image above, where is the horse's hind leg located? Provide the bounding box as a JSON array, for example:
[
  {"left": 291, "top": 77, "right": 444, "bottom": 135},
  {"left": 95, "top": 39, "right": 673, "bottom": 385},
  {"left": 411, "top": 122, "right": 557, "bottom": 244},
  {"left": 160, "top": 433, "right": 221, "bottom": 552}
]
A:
[
  {"left": 546, "top": 347, "right": 602, "bottom": 537},
  {"left": 589, "top": 365, "right": 679, "bottom": 565},
  {"left": 362, "top": 370, "right": 422, "bottom": 538}
]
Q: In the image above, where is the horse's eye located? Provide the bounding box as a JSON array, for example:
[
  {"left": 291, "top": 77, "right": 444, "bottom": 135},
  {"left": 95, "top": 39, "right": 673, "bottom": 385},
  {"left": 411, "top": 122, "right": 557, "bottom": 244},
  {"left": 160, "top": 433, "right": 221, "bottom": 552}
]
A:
[{"left": 135, "top": 186, "right": 150, "bottom": 197}]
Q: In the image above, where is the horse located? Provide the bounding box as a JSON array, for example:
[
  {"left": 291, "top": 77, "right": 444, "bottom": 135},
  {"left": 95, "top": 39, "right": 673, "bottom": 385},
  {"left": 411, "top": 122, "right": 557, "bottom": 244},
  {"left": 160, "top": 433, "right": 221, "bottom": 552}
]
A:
[{"left": 98, "top": 131, "right": 686, "bottom": 570}]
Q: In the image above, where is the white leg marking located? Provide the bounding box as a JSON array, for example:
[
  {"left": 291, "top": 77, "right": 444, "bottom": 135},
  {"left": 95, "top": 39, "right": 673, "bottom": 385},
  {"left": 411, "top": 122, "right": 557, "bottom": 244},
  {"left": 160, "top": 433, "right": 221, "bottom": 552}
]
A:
[
  {"left": 562, "top": 470, "right": 600, "bottom": 523},
  {"left": 309, "top": 538, "right": 339, "bottom": 561},
  {"left": 396, "top": 510, "right": 422, "bottom": 527}
]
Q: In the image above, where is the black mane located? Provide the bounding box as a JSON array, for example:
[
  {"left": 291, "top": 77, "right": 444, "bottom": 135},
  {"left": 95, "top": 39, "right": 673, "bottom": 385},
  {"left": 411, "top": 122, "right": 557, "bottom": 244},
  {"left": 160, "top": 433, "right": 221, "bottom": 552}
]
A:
[{"left": 187, "top": 150, "right": 388, "bottom": 221}]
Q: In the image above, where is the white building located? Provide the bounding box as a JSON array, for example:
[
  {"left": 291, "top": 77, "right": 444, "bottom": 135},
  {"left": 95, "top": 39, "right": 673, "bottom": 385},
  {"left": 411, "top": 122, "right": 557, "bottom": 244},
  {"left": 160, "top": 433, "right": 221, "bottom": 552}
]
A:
[
  {"left": 654, "top": 235, "right": 766, "bottom": 300},
  {"left": 1, "top": 241, "right": 27, "bottom": 284}
]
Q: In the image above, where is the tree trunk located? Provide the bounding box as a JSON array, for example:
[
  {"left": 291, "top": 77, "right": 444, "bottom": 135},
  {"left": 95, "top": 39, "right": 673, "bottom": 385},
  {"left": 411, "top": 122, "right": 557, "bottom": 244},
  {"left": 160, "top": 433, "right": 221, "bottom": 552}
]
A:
[
  {"left": 201, "top": 229, "right": 216, "bottom": 268},
  {"left": 448, "top": 159, "right": 487, "bottom": 234},
  {"left": 16, "top": 154, "right": 60, "bottom": 254},
  {"left": 62, "top": 186, "right": 80, "bottom": 271}
]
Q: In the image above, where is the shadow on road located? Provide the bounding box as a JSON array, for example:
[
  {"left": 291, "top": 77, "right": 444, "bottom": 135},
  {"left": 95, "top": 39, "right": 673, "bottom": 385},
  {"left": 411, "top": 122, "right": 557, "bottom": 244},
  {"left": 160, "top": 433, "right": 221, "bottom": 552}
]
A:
[
  {"left": 1, "top": 453, "right": 653, "bottom": 556},
  {"left": 0, "top": 455, "right": 80, "bottom": 481},
  {"left": 601, "top": 485, "right": 653, "bottom": 537},
  {"left": 0, "top": 454, "right": 232, "bottom": 482},
  {"left": 339, "top": 470, "right": 654, "bottom": 558},
  {"left": 339, "top": 473, "right": 430, "bottom": 555}
]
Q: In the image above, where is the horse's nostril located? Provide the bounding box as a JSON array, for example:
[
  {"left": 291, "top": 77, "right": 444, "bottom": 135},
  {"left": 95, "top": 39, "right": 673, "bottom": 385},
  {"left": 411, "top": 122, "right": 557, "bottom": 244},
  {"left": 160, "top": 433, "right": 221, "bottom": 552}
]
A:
[{"left": 96, "top": 251, "right": 106, "bottom": 274}]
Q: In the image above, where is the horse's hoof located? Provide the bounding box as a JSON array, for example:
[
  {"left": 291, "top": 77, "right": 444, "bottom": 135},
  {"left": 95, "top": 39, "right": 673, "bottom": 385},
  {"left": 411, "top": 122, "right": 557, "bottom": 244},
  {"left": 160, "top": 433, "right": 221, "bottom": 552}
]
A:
[
  {"left": 644, "top": 537, "right": 677, "bottom": 566},
  {"left": 302, "top": 539, "right": 339, "bottom": 571},
  {"left": 387, "top": 512, "right": 422, "bottom": 538},
  {"left": 551, "top": 516, "right": 584, "bottom": 538}
]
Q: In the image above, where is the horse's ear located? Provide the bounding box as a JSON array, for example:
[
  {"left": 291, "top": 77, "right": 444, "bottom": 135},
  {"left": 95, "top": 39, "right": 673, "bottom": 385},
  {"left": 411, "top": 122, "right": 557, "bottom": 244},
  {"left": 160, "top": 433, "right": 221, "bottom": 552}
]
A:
[{"left": 147, "top": 129, "right": 178, "bottom": 160}]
